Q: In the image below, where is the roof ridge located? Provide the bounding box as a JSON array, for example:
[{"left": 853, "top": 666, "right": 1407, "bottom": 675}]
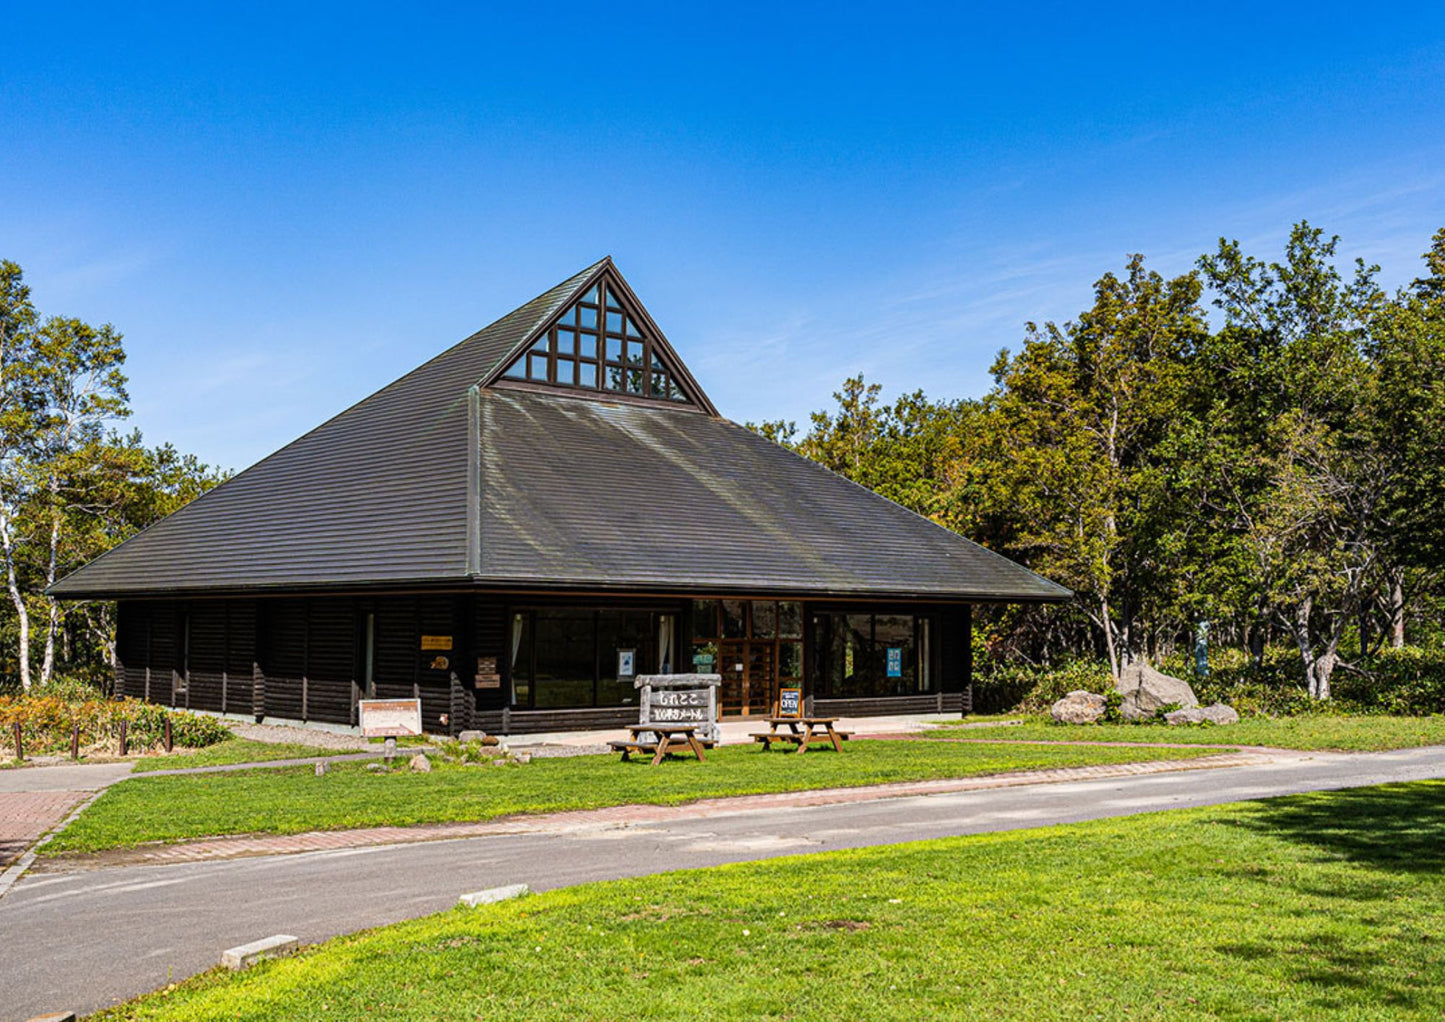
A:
[{"left": 49, "top": 259, "right": 615, "bottom": 595}]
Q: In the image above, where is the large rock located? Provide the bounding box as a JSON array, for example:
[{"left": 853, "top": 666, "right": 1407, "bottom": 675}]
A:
[
  {"left": 1116, "top": 662, "right": 1197, "bottom": 721},
  {"left": 1163, "top": 702, "right": 1239, "bottom": 726},
  {"left": 1200, "top": 702, "right": 1239, "bottom": 725},
  {"left": 1051, "top": 690, "right": 1107, "bottom": 724}
]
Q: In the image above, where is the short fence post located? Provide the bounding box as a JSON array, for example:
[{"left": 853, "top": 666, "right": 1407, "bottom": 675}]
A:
[
  {"left": 164, "top": 716, "right": 173, "bottom": 752},
  {"left": 71, "top": 723, "right": 81, "bottom": 760},
  {"left": 11, "top": 721, "right": 21, "bottom": 762},
  {"left": 119, "top": 719, "right": 129, "bottom": 757}
]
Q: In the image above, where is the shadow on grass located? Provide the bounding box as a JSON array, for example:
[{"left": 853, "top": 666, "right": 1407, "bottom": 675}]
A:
[{"left": 1229, "top": 779, "right": 1445, "bottom": 874}]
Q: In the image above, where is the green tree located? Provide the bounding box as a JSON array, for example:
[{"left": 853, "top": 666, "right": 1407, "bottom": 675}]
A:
[
  {"left": 982, "top": 255, "right": 1205, "bottom": 676},
  {"left": 1193, "top": 223, "right": 1384, "bottom": 698}
]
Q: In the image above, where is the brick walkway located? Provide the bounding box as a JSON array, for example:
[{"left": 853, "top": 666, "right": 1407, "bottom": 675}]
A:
[
  {"left": 41, "top": 751, "right": 1268, "bottom": 871},
  {"left": 0, "top": 791, "right": 89, "bottom": 868}
]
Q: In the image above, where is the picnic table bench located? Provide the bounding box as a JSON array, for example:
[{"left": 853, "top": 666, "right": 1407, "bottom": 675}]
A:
[
  {"left": 751, "top": 716, "right": 853, "bottom": 753},
  {"left": 609, "top": 724, "right": 708, "bottom": 765}
]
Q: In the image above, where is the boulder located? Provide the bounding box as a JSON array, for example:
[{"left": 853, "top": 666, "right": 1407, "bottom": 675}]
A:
[
  {"left": 1200, "top": 702, "right": 1240, "bottom": 725},
  {"left": 1051, "top": 690, "right": 1107, "bottom": 724},
  {"left": 1163, "top": 702, "right": 1239, "bottom": 726},
  {"left": 1116, "top": 662, "right": 1197, "bottom": 721},
  {"left": 408, "top": 753, "right": 432, "bottom": 773}
]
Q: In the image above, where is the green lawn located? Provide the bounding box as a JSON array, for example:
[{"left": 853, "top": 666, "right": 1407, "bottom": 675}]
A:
[
  {"left": 934, "top": 713, "right": 1445, "bottom": 751},
  {"left": 45, "top": 740, "right": 1225, "bottom": 856},
  {"left": 95, "top": 780, "right": 1445, "bottom": 1020},
  {"left": 130, "top": 737, "right": 362, "bottom": 772}
]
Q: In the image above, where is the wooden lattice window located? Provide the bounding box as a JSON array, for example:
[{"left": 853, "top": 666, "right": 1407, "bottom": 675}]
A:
[{"left": 502, "top": 278, "right": 692, "bottom": 403}]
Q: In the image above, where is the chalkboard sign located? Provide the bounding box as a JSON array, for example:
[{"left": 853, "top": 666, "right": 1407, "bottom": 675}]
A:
[{"left": 778, "top": 686, "right": 802, "bottom": 718}]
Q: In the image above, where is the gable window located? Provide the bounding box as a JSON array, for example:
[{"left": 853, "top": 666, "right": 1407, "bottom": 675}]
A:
[{"left": 502, "top": 277, "right": 692, "bottom": 404}]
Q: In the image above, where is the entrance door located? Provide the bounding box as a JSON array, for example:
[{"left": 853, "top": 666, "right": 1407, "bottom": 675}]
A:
[{"left": 718, "top": 640, "right": 777, "bottom": 716}]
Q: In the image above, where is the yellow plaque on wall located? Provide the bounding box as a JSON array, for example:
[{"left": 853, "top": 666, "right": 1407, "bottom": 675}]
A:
[{"left": 420, "top": 635, "right": 453, "bottom": 650}]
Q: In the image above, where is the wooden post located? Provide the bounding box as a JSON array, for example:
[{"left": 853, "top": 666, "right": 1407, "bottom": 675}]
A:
[
  {"left": 119, "top": 719, "right": 129, "bottom": 757},
  {"left": 11, "top": 722, "right": 22, "bottom": 762},
  {"left": 71, "top": 724, "right": 81, "bottom": 760},
  {"left": 164, "top": 716, "right": 173, "bottom": 752}
]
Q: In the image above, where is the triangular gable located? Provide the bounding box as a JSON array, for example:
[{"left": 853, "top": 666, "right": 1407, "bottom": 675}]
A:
[{"left": 483, "top": 259, "right": 716, "bottom": 414}]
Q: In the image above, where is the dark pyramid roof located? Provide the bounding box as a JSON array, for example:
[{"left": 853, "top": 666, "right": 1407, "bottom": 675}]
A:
[
  {"left": 475, "top": 389, "right": 1068, "bottom": 599},
  {"left": 51, "top": 260, "right": 1069, "bottom": 602}
]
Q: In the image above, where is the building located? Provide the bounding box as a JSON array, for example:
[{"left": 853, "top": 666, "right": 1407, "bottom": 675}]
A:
[{"left": 51, "top": 259, "right": 1070, "bottom": 735}]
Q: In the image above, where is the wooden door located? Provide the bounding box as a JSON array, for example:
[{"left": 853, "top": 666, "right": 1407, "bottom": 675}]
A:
[{"left": 744, "top": 641, "right": 776, "bottom": 716}]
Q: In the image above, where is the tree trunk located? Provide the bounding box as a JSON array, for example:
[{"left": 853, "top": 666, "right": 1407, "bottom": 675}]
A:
[
  {"left": 1098, "top": 595, "right": 1120, "bottom": 680},
  {"left": 1388, "top": 570, "right": 1406, "bottom": 649},
  {"left": 39, "top": 481, "right": 60, "bottom": 685},
  {"left": 0, "top": 501, "right": 31, "bottom": 692}
]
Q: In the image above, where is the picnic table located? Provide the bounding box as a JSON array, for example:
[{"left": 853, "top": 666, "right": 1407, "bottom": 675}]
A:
[
  {"left": 751, "top": 716, "right": 852, "bottom": 753},
  {"left": 609, "top": 724, "right": 708, "bottom": 765}
]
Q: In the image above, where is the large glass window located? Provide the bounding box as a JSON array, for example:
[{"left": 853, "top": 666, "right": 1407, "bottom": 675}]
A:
[
  {"left": 533, "top": 610, "right": 596, "bottom": 708},
  {"left": 501, "top": 276, "right": 692, "bottom": 404},
  {"left": 510, "top": 608, "right": 672, "bottom": 709},
  {"left": 814, "top": 612, "right": 936, "bottom": 697}
]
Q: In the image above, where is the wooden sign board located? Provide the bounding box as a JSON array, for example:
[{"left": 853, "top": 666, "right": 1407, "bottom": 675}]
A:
[
  {"left": 359, "top": 698, "right": 422, "bottom": 738},
  {"left": 778, "top": 686, "right": 803, "bottom": 718},
  {"left": 420, "top": 635, "right": 453, "bottom": 651},
  {"left": 475, "top": 655, "right": 501, "bottom": 689},
  {"left": 647, "top": 687, "right": 710, "bottom": 724},
  {"left": 635, "top": 674, "right": 722, "bottom": 743}
]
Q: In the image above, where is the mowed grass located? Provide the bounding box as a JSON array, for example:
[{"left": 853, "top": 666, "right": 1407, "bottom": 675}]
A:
[
  {"left": 45, "top": 740, "right": 1224, "bottom": 856},
  {"left": 130, "top": 737, "right": 361, "bottom": 772},
  {"left": 933, "top": 714, "right": 1445, "bottom": 751},
  {"left": 95, "top": 780, "right": 1445, "bottom": 1020}
]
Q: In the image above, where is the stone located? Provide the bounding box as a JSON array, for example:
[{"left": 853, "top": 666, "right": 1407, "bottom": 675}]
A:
[
  {"left": 1200, "top": 702, "right": 1240, "bottom": 725},
  {"left": 221, "top": 934, "right": 299, "bottom": 970},
  {"left": 457, "top": 730, "right": 486, "bottom": 744},
  {"left": 1163, "top": 702, "right": 1240, "bottom": 726},
  {"left": 314, "top": 761, "right": 328, "bottom": 776},
  {"left": 1116, "top": 661, "right": 1198, "bottom": 721},
  {"left": 408, "top": 753, "right": 431, "bottom": 773},
  {"left": 458, "top": 883, "right": 530, "bottom": 907},
  {"left": 1050, "top": 690, "right": 1107, "bottom": 724}
]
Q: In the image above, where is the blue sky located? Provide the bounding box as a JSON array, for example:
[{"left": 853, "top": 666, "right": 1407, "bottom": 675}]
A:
[{"left": 3, "top": 2, "right": 1444, "bottom": 472}]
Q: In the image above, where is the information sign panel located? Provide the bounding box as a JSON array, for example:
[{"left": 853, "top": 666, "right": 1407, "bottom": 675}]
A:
[{"left": 359, "top": 698, "right": 422, "bottom": 738}]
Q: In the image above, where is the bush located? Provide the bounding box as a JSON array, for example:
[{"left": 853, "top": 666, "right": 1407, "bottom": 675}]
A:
[
  {"left": 0, "top": 695, "right": 230, "bottom": 757},
  {"left": 971, "top": 659, "right": 1113, "bottom": 715},
  {"left": 972, "top": 644, "right": 1445, "bottom": 720}
]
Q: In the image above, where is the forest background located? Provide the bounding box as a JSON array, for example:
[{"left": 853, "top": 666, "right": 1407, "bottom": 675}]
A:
[{"left": 4, "top": 222, "right": 1444, "bottom": 714}]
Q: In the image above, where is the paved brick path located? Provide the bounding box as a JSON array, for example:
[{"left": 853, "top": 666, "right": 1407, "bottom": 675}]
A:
[
  {"left": 0, "top": 791, "right": 88, "bottom": 868},
  {"left": 42, "top": 751, "right": 1267, "bottom": 871}
]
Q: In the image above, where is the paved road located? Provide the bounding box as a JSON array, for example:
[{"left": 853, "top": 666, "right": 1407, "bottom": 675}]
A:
[{"left": 4, "top": 746, "right": 1445, "bottom": 1020}]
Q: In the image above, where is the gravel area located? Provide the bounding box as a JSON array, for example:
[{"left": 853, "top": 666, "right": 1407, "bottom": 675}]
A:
[{"left": 230, "top": 722, "right": 373, "bottom": 751}]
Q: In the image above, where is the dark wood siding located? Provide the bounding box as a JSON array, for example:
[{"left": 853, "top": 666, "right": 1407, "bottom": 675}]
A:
[
  {"left": 472, "top": 599, "right": 507, "bottom": 713},
  {"left": 115, "top": 601, "right": 148, "bottom": 699},
  {"left": 225, "top": 601, "right": 258, "bottom": 717},
  {"left": 149, "top": 603, "right": 178, "bottom": 707},
  {"left": 186, "top": 602, "right": 227, "bottom": 712},
  {"left": 262, "top": 599, "right": 307, "bottom": 721},
  {"left": 416, "top": 596, "right": 458, "bottom": 733},
  {"left": 306, "top": 598, "right": 356, "bottom": 725}
]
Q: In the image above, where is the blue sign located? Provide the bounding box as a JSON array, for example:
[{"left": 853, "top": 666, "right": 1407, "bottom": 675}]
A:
[{"left": 886, "top": 647, "right": 902, "bottom": 678}]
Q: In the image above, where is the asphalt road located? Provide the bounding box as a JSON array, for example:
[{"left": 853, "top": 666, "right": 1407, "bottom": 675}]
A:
[{"left": 4, "top": 745, "right": 1445, "bottom": 1020}]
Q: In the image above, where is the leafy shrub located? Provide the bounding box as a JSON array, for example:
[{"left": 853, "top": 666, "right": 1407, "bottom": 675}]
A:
[
  {"left": 971, "top": 659, "right": 1113, "bottom": 715},
  {"left": 0, "top": 695, "right": 230, "bottom": 757},
  {"left": 973, "top": 644, "right": 1445, "bottom": 719}
]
